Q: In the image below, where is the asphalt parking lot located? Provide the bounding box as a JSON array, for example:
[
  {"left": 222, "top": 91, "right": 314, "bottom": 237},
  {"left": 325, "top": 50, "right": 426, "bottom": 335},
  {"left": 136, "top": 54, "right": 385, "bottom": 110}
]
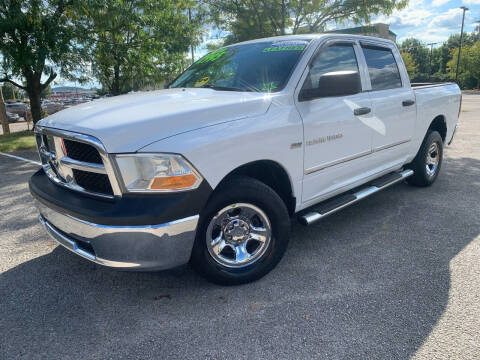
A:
[{"left": 1, "top": 95, "right": 479, "bottom": 359}]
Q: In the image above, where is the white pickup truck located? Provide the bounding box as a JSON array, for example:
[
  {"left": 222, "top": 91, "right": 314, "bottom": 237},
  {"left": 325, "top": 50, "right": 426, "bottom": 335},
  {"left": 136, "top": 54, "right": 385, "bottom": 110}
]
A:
[{"left": 30, "top": 34, "right": 461, "bottom": 285}]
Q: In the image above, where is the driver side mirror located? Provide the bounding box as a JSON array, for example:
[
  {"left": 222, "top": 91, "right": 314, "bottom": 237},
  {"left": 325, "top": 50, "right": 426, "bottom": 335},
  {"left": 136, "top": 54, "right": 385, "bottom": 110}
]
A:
[{"left": 299, "top": 70, "right": 361, "bottom": 101}]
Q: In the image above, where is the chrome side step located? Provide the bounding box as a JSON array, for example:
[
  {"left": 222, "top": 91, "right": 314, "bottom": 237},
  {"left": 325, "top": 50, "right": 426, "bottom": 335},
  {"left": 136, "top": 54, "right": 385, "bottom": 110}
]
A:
[{"left": 298, "top": 169, "right": 414, "bottom": 226}]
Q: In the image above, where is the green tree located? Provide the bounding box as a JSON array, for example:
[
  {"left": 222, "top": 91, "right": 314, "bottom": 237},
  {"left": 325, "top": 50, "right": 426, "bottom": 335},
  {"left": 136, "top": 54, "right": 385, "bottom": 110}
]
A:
[
  {"left": 41, "top": 84, "right": 52, "bottom": 99},
  {"left": 206, "top": 0, "right": 408, "bottom": 44},
  {"left": 399, "top": 38, "right": 430, "bottom": 74},
  {"left": 444, "top": 33, "right": 476, "bottom": 50},
  {"left": 1, "top": 82, "right": 20, "bottom": 101},
  {"left": 0, "top": 0, "right": 88, "bottom": 124},
  {"left": 447, "top": 42, "right": 480, "bottom": 89},
  {"left": 437, "top": 43, "right": 451, "bottom": 74},
  {"left": 206, "top": 41, "right": 224, "bottom": 53},
  {"left": 400, "top": 51, "right": 418, "bottom": 78},
  {"left": 78, "top": 0, "right": 206, "bottom": 95},
  {"left": 433, "top": 33, "right": 477, "bottom": 76}
]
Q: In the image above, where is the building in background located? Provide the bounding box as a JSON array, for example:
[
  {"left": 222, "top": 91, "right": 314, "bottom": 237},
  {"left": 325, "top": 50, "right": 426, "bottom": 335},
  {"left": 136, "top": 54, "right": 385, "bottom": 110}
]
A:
[{"left": 50, "top": 86, "right": 97, "bottom": 100}]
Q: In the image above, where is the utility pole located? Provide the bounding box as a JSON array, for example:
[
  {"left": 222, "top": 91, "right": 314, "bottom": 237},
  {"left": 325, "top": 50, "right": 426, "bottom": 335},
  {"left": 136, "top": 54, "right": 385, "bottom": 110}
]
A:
[
  {"left": 0, "top": 86, "right": 10, "bottom": 135},
  {"left": 455, "top": 6, "right": 469, "bottom": 82}
]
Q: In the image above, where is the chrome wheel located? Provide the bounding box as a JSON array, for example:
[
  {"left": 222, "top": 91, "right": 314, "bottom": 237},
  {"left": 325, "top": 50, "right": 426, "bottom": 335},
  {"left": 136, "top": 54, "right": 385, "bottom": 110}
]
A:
[
  {"left": 426, "top": 142, "right": 440, "bottom": 177},
  {"left": 206, "top": 203, "right": 272, "bottom": 268}
]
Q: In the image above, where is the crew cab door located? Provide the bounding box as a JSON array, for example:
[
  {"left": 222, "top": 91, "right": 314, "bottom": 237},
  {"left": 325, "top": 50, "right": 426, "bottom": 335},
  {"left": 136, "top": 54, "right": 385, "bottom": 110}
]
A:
[
  {"left": 360, "top": 42, "right": 416, "bottom": 165},
  {"left": 295, "top": 40, "right": 374, "bottom": 204}
]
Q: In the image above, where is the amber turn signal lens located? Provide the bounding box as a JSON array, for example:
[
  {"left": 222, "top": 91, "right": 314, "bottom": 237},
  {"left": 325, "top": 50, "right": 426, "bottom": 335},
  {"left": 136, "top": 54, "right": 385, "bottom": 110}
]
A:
[{"left": 150, "top": 174, "right": 198, "bottom": 190}]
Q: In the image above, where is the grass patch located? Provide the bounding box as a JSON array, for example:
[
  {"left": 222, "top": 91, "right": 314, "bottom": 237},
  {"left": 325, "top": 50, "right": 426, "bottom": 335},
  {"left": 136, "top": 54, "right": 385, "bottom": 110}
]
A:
[{"left": 0, "top": 130, "right": 37, "bottom": 152}]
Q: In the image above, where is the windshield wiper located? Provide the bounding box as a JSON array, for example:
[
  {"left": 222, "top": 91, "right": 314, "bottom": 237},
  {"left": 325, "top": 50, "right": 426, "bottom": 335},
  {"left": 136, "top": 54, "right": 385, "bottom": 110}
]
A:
[{"left": 199, "top": 84, "right": 255, "bottom": 92}]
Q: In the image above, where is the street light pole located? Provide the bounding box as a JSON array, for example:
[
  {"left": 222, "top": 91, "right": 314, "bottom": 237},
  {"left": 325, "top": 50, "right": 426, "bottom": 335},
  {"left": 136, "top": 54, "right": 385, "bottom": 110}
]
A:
[{"left": 455, "top": 6, "right": 469, "bottom": 82}]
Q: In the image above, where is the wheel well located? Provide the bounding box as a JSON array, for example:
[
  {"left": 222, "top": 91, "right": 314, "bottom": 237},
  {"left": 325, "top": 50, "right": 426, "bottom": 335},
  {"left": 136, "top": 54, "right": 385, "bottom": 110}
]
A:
[
  {"left": 218, "top": 160, "right": 296, "bottom": 215},
  {"left": 428, "top": 116, "right": 447, "bottom": 142}
]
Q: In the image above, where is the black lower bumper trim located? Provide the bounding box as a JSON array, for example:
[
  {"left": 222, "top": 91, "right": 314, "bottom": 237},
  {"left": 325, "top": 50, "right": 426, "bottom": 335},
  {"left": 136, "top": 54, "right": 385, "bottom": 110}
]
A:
[{"left": 29, "top": 169, "right": 212, "bottom": 226}]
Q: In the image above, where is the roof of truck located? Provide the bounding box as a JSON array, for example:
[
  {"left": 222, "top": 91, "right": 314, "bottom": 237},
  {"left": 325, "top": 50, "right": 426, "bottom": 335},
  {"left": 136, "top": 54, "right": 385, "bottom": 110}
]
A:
[{"left": 229, "top": 33, "right": 396, "bottom": 47}]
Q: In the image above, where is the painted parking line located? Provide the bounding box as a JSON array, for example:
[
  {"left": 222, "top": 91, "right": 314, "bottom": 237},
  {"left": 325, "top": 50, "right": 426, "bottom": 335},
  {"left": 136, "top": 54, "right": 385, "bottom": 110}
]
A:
[{"left": 0, "top": 152, "right": 41, "bottom": 166}]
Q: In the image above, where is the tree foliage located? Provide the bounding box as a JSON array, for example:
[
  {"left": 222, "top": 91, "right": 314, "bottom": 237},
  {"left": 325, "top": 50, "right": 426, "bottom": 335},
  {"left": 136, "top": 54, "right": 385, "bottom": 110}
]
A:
[
  {"left": 206, "top": 0, "right": 408, "bottom": 44},
  {"left": 447, "top": 42, "right": 480, "bottom": 90},
  {"left": 41, "top": 84, "right": 52, "bottom": 99},
  {"left": 400, "top": 51, "right": 417, "bottom": 78},
  {"left": 1, "top": 82, "right": 21, "bottom": 101},
  {"left": 400, "top": 33, "right": 480, "bottom": 89},
  {"left": 399, "top": 38, "right": 430, "bottom": 74},
  {"left": 77, "top": 0, "right": 206, "bottom": 95},
  {"left": 0, "top": 0, "right": 89, "bottom": 123}
]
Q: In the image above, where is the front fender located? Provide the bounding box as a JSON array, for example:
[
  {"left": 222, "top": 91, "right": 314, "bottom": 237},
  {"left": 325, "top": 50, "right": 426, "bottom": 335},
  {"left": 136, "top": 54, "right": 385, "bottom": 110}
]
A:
[{"left": 139, "top": 105, "right": 304, "bottom": 209}]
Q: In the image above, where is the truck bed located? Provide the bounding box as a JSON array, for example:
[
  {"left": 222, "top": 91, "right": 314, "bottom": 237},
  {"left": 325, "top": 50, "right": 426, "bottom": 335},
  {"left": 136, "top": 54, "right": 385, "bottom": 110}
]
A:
[{"left": 412, "top": 82, "right": 461, "bottom": 148}]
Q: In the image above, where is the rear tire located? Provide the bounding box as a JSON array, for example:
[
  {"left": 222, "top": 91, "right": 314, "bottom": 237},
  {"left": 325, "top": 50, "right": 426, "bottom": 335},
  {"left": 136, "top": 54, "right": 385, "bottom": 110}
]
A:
[
  {"left": 406, "top": 130, "right": 443, "bottom": 187},
  {"left": 190, "top": 177, "right": 290, "bottom": 285}
]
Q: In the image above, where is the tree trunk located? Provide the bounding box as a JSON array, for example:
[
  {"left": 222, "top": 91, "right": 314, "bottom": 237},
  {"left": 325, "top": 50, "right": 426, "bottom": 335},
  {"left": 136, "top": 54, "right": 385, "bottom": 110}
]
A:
[
  {"left": 0, "top": 86, "right": 10, "bottom": 135},
  {"left": 112, "top": 64, "right": 121, "bottom": 96},
  {"left": 28, "top": 86, "right": 43, "bottom": 125}
]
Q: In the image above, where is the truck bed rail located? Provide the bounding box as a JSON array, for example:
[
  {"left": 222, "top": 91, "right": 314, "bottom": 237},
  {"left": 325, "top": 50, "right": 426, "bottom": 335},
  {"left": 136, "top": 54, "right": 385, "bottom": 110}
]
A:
[{"left": 411, "top": 82, "right": 456, "bottom": 89}]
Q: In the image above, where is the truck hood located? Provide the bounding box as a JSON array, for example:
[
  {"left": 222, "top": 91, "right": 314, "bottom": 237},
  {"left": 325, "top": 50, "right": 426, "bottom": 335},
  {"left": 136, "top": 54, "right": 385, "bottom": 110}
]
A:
[{"left": 38, "top": 88, "right": 272, "bottom": 153}]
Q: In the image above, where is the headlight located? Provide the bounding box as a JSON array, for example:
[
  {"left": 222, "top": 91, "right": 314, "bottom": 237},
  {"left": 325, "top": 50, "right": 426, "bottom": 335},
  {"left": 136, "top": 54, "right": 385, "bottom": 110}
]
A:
[{"left": 115, "top": 154, "right": 202, "bottom": 192}]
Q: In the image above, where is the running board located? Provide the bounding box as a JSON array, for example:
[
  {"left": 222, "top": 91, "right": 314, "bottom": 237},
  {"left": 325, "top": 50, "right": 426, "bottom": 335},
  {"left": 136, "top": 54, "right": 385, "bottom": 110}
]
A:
[{"left": 298, "top": 169, "right": 414, "bottom": 226}]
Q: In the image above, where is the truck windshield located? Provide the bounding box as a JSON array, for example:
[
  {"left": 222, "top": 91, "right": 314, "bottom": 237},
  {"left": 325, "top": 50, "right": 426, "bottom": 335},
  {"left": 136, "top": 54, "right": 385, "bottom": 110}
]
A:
[{"left": 170, "top": 39, "right": 310, "bottom": 93}]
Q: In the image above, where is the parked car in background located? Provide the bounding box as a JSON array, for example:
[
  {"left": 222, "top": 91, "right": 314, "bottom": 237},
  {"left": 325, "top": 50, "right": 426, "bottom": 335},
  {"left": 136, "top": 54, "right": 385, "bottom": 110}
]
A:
[
  {"left": 42, "top": 101, "right": 64, "bottom": 115},
  {"left": 5, "top": 102, "right": 28, "bottom": 118},
  {"left": 6, "top": 111, "right": 20, "bottom": 123}
]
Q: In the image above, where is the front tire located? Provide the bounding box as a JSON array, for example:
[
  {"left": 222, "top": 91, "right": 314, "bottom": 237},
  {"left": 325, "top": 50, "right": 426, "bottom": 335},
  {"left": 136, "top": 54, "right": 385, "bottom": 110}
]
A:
[
  {"left": 190, "top": 177, "right": 290, "bottom": 285},
  {"left": 406, "top": 130, "right": 443, "bottom": 187}
]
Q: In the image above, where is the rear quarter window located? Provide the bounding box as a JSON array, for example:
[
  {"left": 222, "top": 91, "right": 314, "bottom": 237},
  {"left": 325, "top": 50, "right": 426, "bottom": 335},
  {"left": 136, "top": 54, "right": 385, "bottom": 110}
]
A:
[{"left": 362, "top": 45, "right": 402, "bottom": 91}]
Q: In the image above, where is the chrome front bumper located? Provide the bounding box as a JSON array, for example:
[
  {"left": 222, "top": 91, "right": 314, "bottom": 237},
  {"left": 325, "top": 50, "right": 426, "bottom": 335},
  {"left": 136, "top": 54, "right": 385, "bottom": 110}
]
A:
[{"left": 35, "top": 200, "right": 199, "bottom": 270}]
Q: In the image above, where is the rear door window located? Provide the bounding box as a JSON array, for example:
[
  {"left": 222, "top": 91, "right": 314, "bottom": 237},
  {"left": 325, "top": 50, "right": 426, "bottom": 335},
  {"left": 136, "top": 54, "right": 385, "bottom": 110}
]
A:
[{"left": 361, "top": 45, "right": 402, "bottom": 91}]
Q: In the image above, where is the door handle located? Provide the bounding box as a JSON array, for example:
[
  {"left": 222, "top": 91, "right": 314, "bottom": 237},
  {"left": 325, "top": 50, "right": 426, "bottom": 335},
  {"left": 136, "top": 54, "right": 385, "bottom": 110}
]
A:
[
  {"left": 354, "top": 107, "right": 371, "bottom": 116},
  {"left": 402, "top": 100, "right": 415, "bottom": 106}
]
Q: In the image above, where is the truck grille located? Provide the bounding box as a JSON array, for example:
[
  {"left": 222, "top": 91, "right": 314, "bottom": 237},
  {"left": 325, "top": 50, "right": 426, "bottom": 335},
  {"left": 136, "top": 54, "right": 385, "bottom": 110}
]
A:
[
  {"left": 35, "top": 127, "right": 120, "bottom": 199},
  {"left": 72, "top": 169, "right": 114, "bottom": 195},
  {"left": 63, "top": 139, "right": 103, "bottom": 164}
]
